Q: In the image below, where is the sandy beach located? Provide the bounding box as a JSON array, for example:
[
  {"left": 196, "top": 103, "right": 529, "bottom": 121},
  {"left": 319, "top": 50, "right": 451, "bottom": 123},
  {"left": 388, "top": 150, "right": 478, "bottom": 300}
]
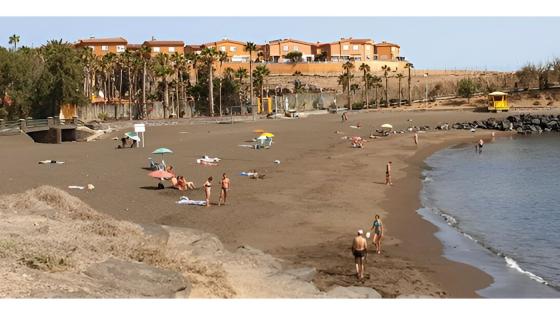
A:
[{"left": 3, "top": 108, "right": 559, "bottom": 297}]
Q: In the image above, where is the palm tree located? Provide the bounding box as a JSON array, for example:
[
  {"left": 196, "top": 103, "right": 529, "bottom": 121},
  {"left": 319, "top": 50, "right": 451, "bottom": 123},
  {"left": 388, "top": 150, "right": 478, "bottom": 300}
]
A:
[
  {"left": 121, "top": 49, "right": 134, "bottom": 120},
  {"left": 139, "top": 45, "right": 152, "bottom": 119},
  {"left": 153, "top": 53, "right": 174, "bottom": 119},
  {"left": 293, "top": 71, "right": 303, "bottom": 109},
  {"left": 381, "top": 65, "right": 391, "bottom": 107},
  {"left": 217, "top": 51, "right": 228, "bottom": 116},
  {"left": 342, "top": 61, "right": 355, "bottom": 110},
  {"left": 337, "top": 73, "right": 353, "bottom": 107},
  {"left": 235, "top": 67, "right": 248, "bottom": 107},
  {"left": 396, "top": 73, "right": 404, "bottom": 106},
  {"left": 200, "top": 47, "right": 219, "bottom": 116},
  {"left": 253, "top": 65, "right": 271, "bottom": 113},
  {"left": 359, "top": 63, "right": 371, "bottom": 108},
  {"left": 369, "top": 75, "right": 382, "bottom": 108},
  {"left": 244, "top": 42, "right": 257, "bottom": 120},
  {"left": 79, "top": 47, "right": 95, "bottom": 99},
  {"left": 8, "top": 34, "right": 20, "bottom": 51},
  {"left": 404, "top": 62, "right": 414, "bottom": 106}
]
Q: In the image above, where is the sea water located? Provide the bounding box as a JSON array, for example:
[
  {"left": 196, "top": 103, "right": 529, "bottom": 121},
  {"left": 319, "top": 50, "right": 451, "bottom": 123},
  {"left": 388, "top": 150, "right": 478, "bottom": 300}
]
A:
[{"left": 420, "top": 134, "right": 560, "bottom": 298}]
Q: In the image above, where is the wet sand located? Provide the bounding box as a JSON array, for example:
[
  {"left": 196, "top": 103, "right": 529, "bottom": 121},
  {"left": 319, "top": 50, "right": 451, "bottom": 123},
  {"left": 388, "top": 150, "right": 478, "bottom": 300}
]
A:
[{"left": 2, "top": 109, "right": 557, "bottom": 297}]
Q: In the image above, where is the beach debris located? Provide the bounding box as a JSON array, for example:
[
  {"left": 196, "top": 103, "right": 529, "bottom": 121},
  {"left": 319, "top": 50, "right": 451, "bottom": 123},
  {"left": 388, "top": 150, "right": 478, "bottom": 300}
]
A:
[
  {"left": 176, "top": 196, "right": 206, "bottom": 206},
  {"left": 238, "top": 144, "right": 254, "bottom": 148},
  {"left": 470, "top": 128, "right": 476, "bottom": 132},
  {"left": 366, "top": 232, "right": 371, "bottom": 238},
  {"left": 87, "top": 184, "right": 95, "bottom": 190},
  {"left": 349, "top": 125, "right": 360, "bottom": 129},
  {"left": 68, "top": 186, "right": 85, "bottom": 190},
  {"left": 273, "top": 160, "right": 281, "bottom": 164},
  {"left": 179, "top": 131, "right": 189, "bottom": 134},
  {"left": 38, "top": 160, "right": 64, "bottom": 164}
]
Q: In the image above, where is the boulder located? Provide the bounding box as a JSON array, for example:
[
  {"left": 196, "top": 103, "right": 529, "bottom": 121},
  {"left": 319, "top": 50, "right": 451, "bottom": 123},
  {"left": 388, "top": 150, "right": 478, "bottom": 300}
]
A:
[
  {"left": 326, "top": 286, "right": 382, "bottom": 299},
  {"left": 531, "top": 118, "right": 541, "bottom": 125},
  {"left": 397, "top": 294, "right": 435, "bottom": 299},
  {"left": 283, "top": 267, "right": 317, "bottom": 282},
  {"left": 84, "top": 258, "right": 191, "bottom": 298}
]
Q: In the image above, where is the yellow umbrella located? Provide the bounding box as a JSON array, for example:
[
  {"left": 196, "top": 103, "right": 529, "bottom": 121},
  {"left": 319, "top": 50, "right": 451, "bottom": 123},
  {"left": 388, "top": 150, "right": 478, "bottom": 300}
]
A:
[
  {"left": 253, "top": 129, "right": 266, "bottom": 133},
  {"left": 260, "top": 132, "right": 275, "bottom": 138}
]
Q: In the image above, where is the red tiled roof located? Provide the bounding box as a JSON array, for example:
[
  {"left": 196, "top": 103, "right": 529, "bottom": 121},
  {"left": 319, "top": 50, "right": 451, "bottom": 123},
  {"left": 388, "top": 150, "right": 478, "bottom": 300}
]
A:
[
  {"left": 323, "top": 38, "right": 374, "bottom": 45},
  {"left": 126, "top": 44, "right": 141, "bottom": 50},
  {"left": 143, "top": 40, "right": 185, "bottom": 47},
  {"left": 375, "top": 41, "right": 400, "bottom": 48},
  {"left": 203, "top": 39, "right": 249, "bottom": 46},
  {"left": 76, "top": 37, "right": 127, "bottom": 45},
  {"left": 268, "top": 38, "right": 315, "bottom": 46}
]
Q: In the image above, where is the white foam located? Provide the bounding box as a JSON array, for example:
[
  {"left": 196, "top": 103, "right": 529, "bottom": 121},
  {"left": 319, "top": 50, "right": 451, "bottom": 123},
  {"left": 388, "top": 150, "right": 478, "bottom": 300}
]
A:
[
  {"left": 422, "top": 176, "right": 433, "bottom": 182},
  {"left": 504, "top": 256, "right": 549, "bottom": 285}
]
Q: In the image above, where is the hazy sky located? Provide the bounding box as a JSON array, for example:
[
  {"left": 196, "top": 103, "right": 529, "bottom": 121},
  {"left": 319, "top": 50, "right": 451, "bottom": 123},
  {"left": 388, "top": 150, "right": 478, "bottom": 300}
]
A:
[{"left": 1, "top": 17, "right": 559, "bottom": 71}]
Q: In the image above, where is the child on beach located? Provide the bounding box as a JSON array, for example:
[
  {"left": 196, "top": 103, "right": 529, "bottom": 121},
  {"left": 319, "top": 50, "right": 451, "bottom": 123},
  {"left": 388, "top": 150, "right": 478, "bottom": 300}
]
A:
[
  {"left": 352, "top": 230, "right": 367, "bottom": 280},
  {"left": 370, "top": 215, "right": 384, "bottom": 254},
  {"left": 203, "top": 176, "right": 213, "bottom": 207},
  {"left": 414, "top": 132, "right": 419, "bottom": 145},
  {"left": 218, "top": 173, "right": 230, "bottom": 206}
]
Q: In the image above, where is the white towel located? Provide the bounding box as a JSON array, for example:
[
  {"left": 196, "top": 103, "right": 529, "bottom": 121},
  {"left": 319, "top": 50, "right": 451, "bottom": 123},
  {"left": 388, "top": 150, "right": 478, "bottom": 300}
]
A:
[{"left": 177, "top": 196, "right": 206, "bottom": 206}]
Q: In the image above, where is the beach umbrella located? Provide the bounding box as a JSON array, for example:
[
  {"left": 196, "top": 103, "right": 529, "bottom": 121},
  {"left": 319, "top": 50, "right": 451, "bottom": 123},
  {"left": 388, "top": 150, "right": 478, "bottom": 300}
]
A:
[
  {"left": 260, "top": 132, "right": 275, "bottom": 138},
  {"left": 125, "top": 131, "right": 141, "bottom": 142},
  {"left": 152, "top": 147, "right": 173, "bottom": 164},
  {"left": 381, "top": 124, "right": 393, "bottom": 129},
  {"left": 253, "top": 129, "right": 266, "bottom": 133},
  {"left": 148, "top": 170, "right": 174, "bottom": 179}
]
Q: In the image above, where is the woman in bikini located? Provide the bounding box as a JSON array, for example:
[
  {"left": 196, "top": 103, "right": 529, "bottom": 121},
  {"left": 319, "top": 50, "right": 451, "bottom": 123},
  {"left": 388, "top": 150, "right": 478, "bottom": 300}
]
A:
[
  {"left": 370, "top": 214, "right": 384, "bottom": 254},
  {"left": 203, "top": 176, "right": 213, "bottom": 207}
]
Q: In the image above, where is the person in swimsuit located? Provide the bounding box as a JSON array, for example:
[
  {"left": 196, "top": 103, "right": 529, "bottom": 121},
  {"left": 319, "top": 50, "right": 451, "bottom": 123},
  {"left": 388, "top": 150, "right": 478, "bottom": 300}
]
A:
[
  {"left": 478, "top": 139, "right": 484, "bottom": 153},
  {"left": 352, "top": 230, "right": 368, "bottom": 280},
  {"left": 218, "top": 173, "right": 230, "bottom": 206},
  {"left": 203, "top": 176, "right": 213, "bottom": 207},
  {"left": 341, "top": 112, "right": 348, "bottom": 122},
  {"left": 385, "top": 161, "right": 393, "bottom": 186},
  {"left": 414, "top": 132, "right": 419, "bottom": 145},
  {"left": 370, "top": 215, "right": 384, "bottom": 254}
]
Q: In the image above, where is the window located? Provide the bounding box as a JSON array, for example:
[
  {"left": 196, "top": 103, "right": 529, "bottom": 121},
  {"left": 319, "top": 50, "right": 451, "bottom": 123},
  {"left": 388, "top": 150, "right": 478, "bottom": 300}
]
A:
[
  {"left": 342, "top": 45, "right": 349, "bottom": 50},
  {"left": 283, "top": 45, "right": 289, "bottom": 52},
  {"left": 293, "top": 46, "right": 299, "bottom": 51},
  {"left": 169, "top": 47, "right": 176, "bottom": 53},
  {"left": 365, "top": 45, "right": 370, "bottom": 51},
  {"left": 153, "top": 47, "right": 160, "bottom": 53},
  {"left": 353, "top": 45, "right": 359, "bottom": 51},
  {"left": 101, "top": 45, "right": 109, "bottom": 51},
  {"left": 220, "top": 46, "right": 226, "bottom": 52},
  {"left": 230, "top": 46, "right": 237, "bottom": 52},
  {"left": 116, "top": 45, "right": 125, "bottom": 53}
]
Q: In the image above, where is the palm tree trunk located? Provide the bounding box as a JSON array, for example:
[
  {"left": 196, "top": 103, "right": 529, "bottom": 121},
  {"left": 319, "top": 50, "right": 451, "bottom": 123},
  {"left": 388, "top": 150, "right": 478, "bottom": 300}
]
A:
[
  {"left": 164, "top": 79, "right": 169, "bottom": 119},
  {"left": 398, "top": 79, "right": 402, "bottom": 107},
  {"left": 385, "top": 76, "right": 389, "bottom": 107},
  {"left": 408, "top": 68, "right": 412, "bottom": 106},
  {"left": 208, "top": 63, "right": 214, "bottom": 116},
  {"left": 250, "top": 60, "right": 254, "bottom": 120},
  {"left": 375, "top": 86, "right": 378, "bottom": 108},
  {"left": 142, "top": 61, "right": 147, "bottom": 119},
  {"left": 219, "top": 79, "right": 223, "bottom": 116},
  {"left": 365, "top": 77, "right": 369, "bottom": 109},
  {"left": 128, "top": 68, "right": 132, "bottom": 120}
]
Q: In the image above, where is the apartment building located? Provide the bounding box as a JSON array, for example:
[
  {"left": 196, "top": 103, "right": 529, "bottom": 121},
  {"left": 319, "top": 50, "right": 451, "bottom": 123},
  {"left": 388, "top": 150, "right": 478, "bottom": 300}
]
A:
[
  {"left": 374, "top": 41, "right": 401, "bottom": 61},
  {"left": 266, "top": 39, "right": 316, "bottom": 63},
  {"left": 142, "top": 40, "right": 185, "bottom": 56},
  {"left": 74, "top": 37, "right": 128, "bottom": 56},
  {"left": 318, "top": 38, "right": 375, "bottom": 62}
]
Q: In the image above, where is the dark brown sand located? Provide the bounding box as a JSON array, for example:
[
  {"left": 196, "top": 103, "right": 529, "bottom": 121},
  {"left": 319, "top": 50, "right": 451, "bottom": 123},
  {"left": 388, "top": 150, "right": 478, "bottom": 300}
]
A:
[{"left": 2, "top": 109, "right": 558, "bottom": 297}]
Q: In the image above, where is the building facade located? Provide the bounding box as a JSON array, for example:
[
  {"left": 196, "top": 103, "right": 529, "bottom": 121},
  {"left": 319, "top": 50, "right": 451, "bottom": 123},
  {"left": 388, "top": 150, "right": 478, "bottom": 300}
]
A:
[
  {"left": 318, "top": 38, "right": 375, "bottom": 62},
  {"left": 374, "top": 41, "right": 401, "bottom": 61},
  {"left": 74, "top": 37, "right": 128, "bottom": 56},
  {"left": 266, "top": 39, "right": 316, "bottom": 63},
  {"left": 142, "top": 40, "right": 185, "bottom": 56}
]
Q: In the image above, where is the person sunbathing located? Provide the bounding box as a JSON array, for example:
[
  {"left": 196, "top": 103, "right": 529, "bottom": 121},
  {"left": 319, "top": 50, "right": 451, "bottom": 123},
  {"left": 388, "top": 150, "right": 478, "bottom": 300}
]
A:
[{"left": 172, "top": 176, "right": 195, "bottom": 191}]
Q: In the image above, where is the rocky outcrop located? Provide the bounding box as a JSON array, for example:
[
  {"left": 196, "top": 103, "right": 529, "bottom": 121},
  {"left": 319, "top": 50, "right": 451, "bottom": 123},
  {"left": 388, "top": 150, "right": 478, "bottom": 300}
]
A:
[
  {"left": 0, "top": 186, "right": 383, "bottom": 298},
  {"left": 451, "top": 114, "right": 560, "bottom": 134}
]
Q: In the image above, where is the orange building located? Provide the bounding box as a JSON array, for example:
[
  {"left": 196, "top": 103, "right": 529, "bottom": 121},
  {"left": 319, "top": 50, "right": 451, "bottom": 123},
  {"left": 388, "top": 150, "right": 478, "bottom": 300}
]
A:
[
  {"left": 266, "top": 39, "right": 317, "bottom": 63},
  {"left": 374, "top": 41, "right": 401, "bottom": 61},
  {"left": 185, "top": 39, "right": 262, "bottom": 62},
  {"left": 142, "top": 40, "right": 185, "bottom": 56},
  {"left": 74, "top": 37, "right": 128, "bottom": 56},
  {"left": 318, "top": 38, "right": 375, "bottom": 62}
]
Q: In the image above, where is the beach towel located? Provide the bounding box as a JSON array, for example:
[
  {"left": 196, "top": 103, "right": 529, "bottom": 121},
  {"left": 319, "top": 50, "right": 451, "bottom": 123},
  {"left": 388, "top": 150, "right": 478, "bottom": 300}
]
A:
[
  {"left": 176, "top": 196, "right": 206, "bottom": 206},
  {"left": 68, "top": 185, "right": 85, "bottom": 190},
  {"left": 240, "top": 172, "right": 257, "bottom": 177},
  {"left": 196, "top": 159, "right": 218, "bottom": 166},
  {"left": 200, "top": 155, "right": 221, "bottom": 162},
  {"left": 39, "top": 160, "right": 64, "bottom": 164}
]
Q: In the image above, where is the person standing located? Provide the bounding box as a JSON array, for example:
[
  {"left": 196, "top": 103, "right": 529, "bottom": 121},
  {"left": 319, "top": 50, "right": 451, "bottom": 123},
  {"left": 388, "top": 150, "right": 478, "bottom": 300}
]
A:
[
  {"left": 203, "top": 176, "right": 213, "bottom": 207},
  {"left": 477, "top": 139, "right": 484, "bottom": 153},
  {"left": 414, "top": 132, "right": 419, "bottom": 145},
  {"left": 385, "top": 161, "right": 393, "bottom": 185},
  {"left": 352, "top": 230, "right": 367, "bottom": 280},
  {"left": 218, "top": 173, "right": 230, "bottom": 206},
  {"left": 370, "top": 215, "right": 384, "bottom": 254},
  {"left": 341, "top": 111, "right": 348, "bottom": 122}
]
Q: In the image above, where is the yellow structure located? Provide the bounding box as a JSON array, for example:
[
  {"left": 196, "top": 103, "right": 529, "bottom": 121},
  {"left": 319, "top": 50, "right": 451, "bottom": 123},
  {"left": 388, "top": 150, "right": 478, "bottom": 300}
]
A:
[
  {"left": 487, "top": 91, "right": 509, "bottom": 112},
  {"left": 257, "top": 97, "right": 272, "bottom": 114}
]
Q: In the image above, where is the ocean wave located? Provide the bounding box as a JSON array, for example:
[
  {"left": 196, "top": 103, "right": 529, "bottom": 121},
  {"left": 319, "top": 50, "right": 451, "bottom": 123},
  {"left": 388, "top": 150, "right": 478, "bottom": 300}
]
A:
[
  {"left": 422, "top": 176, "right": 433, "bottom": 183},
  {"left": 504, "top": 256, "right": 549, "bottom": 285}
]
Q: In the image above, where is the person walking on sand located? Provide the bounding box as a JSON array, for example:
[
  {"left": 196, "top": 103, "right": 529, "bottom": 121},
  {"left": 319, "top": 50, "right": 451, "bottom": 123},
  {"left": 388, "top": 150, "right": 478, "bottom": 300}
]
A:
[
  {"left": 385, "top": 161, "right": 393, "bottom": 185},
  {"left": 370, "top": 215, "right": 384, "bottom": 254},
  {"left": 352, "top": 230, "right": 367, "bottom": 280},
  {"left": 203, "top": 176, "right": 213, "bottom": 207},
  {"left": 218, "top": 173, "right": 230, "bottom": 206},
  {"left": 414, "top": 132, "right": 419, "bottom": 145}
]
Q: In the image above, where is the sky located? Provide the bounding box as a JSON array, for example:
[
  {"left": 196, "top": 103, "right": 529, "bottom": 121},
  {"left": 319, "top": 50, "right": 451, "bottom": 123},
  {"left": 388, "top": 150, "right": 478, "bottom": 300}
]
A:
[{"left": 1, "top": 17, "right": 559, "bottom": 71}]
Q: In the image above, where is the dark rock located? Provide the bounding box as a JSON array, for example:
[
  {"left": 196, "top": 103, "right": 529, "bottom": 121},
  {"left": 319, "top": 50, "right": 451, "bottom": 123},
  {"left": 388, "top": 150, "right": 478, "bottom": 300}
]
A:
[{"left": 84, "top": 258, "right": 191, "bottom": 298}]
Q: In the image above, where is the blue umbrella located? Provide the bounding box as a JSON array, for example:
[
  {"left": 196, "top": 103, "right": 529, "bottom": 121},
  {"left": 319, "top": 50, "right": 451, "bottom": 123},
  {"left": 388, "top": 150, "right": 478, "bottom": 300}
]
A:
[{"left": 125, "top": 131, "right": 141, "bottom": 142}]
